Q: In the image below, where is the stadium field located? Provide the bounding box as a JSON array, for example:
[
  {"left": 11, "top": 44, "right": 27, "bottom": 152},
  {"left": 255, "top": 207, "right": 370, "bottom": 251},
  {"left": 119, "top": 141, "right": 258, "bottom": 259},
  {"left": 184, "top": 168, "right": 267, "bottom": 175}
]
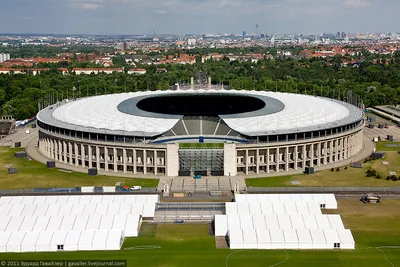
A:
[
  {"left": 0, "top": 147, "right": 158, "bottom": 189},
  {"left": 0, "top": 199, "right": 399, "bottom": 267}
]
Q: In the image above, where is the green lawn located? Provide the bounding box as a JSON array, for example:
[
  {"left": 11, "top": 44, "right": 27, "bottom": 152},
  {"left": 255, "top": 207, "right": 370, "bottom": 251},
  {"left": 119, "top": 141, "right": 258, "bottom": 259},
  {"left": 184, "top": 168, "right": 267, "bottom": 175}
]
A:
[
  {"left": 246, "top": 151, "right": 400, "bottom": 187},
  {"left": 1, "top": 199, "right": 400, "bottom": 267},
  {"left": 0, "top": 147, "right": 158, "bottom": 189},
  {"left": 375, "top": 141, "right": 400, "bottom": 152},
  {"left": 179, "top": 143, "right": 224, "bottom": 149}
]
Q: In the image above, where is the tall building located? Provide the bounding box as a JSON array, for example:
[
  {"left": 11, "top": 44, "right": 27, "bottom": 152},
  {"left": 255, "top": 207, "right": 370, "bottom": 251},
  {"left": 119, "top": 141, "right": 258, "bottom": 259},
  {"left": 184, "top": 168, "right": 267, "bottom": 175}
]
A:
[
  {"left": 0, "top": 53, "right": 10, "bottom": 63},
  {"left": 260, "top": 33, "right": 265, "bottom": 38},
  {"left": 242, "top": 31, "right": 247, "bottom": 38}
]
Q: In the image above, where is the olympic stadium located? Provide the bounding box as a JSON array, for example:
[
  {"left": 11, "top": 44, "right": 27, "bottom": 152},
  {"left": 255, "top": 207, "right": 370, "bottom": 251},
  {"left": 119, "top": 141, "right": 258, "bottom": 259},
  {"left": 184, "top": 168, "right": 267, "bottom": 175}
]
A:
[{"left": 36, "top": 85, "right": 364, "bottom": 177}]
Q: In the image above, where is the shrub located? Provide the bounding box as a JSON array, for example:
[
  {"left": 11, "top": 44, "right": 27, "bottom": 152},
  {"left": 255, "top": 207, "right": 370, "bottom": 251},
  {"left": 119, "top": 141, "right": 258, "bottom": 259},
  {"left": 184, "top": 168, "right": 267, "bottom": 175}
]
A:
[
  {"left": 344, "top": 166, "right": 348, "bottom": 170},
  {"left": 386, "top": 176, "right": 392, "bottom": 180},
  {"left": 376, "top": 174, "right": 381, "bottom": 179},
  {"left": 330, "top": 168, "right": 334, "bottom": 172},
  {"left": 391, "top": 175, "right": 398, "bottom": 181},
  {"left": 336, "top": 167, "right": 340, "bottom": 172}
]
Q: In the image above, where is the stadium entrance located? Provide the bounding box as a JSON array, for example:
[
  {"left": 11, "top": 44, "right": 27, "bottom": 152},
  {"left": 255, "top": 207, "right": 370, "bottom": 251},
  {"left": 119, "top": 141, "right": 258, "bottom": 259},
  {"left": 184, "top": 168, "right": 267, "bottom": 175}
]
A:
[{"left": 178, "top": 149, "right": 224, "bottom": 176}]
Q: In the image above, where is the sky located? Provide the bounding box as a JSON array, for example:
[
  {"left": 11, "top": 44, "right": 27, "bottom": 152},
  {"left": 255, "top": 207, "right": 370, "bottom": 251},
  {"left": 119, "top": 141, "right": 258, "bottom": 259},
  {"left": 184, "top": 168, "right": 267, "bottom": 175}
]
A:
[{"left": 0, "top": 0, "right": 398, "bottom": 35}]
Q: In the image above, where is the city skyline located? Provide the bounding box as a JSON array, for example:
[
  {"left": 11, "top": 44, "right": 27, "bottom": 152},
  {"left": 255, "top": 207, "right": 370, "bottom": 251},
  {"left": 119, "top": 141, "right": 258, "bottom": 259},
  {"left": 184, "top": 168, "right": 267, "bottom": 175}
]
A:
[{"left": 1, "top": 0, "right": 399, "bottom": 35}]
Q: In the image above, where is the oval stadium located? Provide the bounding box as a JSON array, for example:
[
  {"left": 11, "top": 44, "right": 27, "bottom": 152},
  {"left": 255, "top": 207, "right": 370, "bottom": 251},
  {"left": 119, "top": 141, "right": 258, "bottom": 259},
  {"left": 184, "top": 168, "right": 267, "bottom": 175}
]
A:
[{"left": 37, "top": 87, "right": 364, "bottom": 177}]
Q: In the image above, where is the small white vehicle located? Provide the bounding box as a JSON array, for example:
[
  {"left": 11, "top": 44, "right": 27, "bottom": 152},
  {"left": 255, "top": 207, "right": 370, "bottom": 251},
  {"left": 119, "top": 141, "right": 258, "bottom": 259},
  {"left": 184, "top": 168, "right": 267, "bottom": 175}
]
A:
[{"left": 130, "top": 186, "right": 142, "bottom": 191}]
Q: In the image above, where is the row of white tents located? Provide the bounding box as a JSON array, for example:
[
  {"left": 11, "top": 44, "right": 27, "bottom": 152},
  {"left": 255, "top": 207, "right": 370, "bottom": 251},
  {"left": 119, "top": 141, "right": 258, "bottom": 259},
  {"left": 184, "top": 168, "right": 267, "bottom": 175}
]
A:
[
  {"left": 215, "top": 214, "right": 345, "bottom": 235},
  {"left": 217, "top": 194, "right": 354, "bottom": 250},
  {"left": 0, "top": 214, "right": 141, "bottom": 236},
  {"left": 228, "top": 228, "right": 355, "bottom": 249},
  {"left": 0, "top": 195, "right": 160, "bottom": 253},
  {"left": 0, "top": 230, "right": 124, "bottom": 252}
]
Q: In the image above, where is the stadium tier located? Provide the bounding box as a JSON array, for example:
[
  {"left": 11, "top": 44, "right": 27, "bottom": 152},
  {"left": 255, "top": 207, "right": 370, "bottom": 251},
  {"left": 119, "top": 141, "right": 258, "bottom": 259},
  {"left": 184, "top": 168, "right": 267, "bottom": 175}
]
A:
[{"left": 37, "top": 89, "right": 364, "bottom": 176}]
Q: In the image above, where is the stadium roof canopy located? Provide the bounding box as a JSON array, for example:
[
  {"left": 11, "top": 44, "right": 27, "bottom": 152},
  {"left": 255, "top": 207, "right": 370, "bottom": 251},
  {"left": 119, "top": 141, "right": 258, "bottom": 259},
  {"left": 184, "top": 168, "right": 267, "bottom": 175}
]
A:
[{"left": 37, "top": 89, "right": 364, "bottom": 137}]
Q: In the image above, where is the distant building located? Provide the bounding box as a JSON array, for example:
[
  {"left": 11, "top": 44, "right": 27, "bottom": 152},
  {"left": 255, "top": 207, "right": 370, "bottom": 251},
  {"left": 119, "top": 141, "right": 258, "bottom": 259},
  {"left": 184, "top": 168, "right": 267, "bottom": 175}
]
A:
[
  {"left": 242, "top": 31, "right": 247, "bottom": 38},
  {"left": 187, "top": 38, "right": 196, "bottom": 47},
  {"left": 260, "top": 33, "right": 265, "bottom": 38},
  {"left": 0, "top": 53, "right": 10, "bottom": 63},
  {"left": 0, "top": 115, "right": 16, "bottom": 137}
]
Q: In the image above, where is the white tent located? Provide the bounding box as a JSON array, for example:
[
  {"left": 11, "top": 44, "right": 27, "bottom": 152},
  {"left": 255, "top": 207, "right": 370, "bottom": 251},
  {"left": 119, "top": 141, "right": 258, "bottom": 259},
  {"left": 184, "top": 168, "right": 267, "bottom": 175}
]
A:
[
  {"left": 225, "top": 202, "right": 238, "bottom": 215},
  {"left": 106, "top": 203, "right": 121, "bottom": 216},
  {"left": 58, "top": 203, "right": 74, "bottom": 216},
  {"left": 118, "top": 203, "right": 133, "bottom": 216},
  {"left": 21, "top": 231, "right": 40, "bottom": 252},
  {"left": 289, "top": 194, "right": 303, "bottom": 203},
  {"left": 265, "top": 215, "right": 279, "bottom": 230},
  {"left": 90, "top": 195, "right": 103, "bottom": 203},
  {"left": 260, "top": 202, "right": 274, "bottom": 215},
  {"left": 256, "top": 229, "right": 271, "bottom": 249},
  {"left": 33, "top": 216, "right": 51, "bottom": 231},
  {"left": 21, "top": 204, "right": 38, "bottom": 216},
  {"left": 6, "top": 216, "right": 24, "bottom": 232},
  {"left": 0, "top": 196, "right": 12, "bottom": 205},
  {"left": 301, "top": 194, "right": 314, "bottom": 203},
  {"left": 227, "top": 215, "right": 241, "bottom": 231},
  {"left": 64, "top": 230, "right": 82, "bottom": 251},
  {"left": 131, "top": 203, "right": 144, "bottom": 215},
  {"left": 8, "top": 204, "right": 25, "bottom": 217},
  {"left": 46, "top": 204, "right": 61, "bottom": 216},
  {"left": 125, "top": 215, "right": 141, "bottom": 237},
  {"left": 47, "top": 216, "right": 64, "bottom": 231},
  {"left": 59, "top": 215, "right": 77, "bottom": 231},
  {"left": 124, "top": 195, "right": 137, "bottom": 203},
  {"left": 270, "top": 229, "right": 284, "bottom": 249},
  {"left": 239, "top": 215, "right": 253, "bottom": 230},
  {"left": 237, "top": 202, "right": 250, "bottom": 215},
  {"left": 295, "top": 202, "right": 310, "bottom": 215},
  {"left": 99, "top": 215, "right": 114, "bottom": 230},
  {"left": 95, "top": 203, "right": 109, "bottom": 216},
  {"left": 302, "top": 214, "right": 318, "bottom": 230},
  {"left": 44, "top": 196, "right": 58, "bottom": 205},
  {"left": 272, "top": 202, "right": 285, "bottom": 215},
  {"left": 242, "top": 228, "right": 257, "bottom": 249},
  {"left": 0, "top": 205, "right": 12, "bottom": 217},
  {"left": 214, "top": 215, "right": 228, "bottom": 237},
  {"left": 277, "top": 214, "right": 292, "bottom": 230},
  {"left": 283, "top": 202, "right": 297, "bottom": 215},
  {"left": 92, "top": 230, "right": 108, "bottom": 250},
  {"left": 101, "top": 195, "right": 115, "bottom": 203},
  {"left": 19, "top": 216, "right": 38, "bottom": 232},
  {"left": 9, "top": 196, "right": 24, "bottom": 205},
  {"left": 327, "top": 215, "right": 345, "bottom": 230},
  {"left": 248, "top": 201, "right": 262, "bottom": 215},
  {"left": 252, "top": 215, "right": 266, "bottom": 230},
  {"left": 234, "top": 194, "right": 247, "bottom": 203},
  {"left": 49, "top": 230, "right": 68, "bottom": 252},
  {"left": 283, "top": 229, "right": 299, "bottom": 249},
  {"left": 67, "top": 196, "right": 81, "bottom": 204},
  {"left": 83, "top": 203, "right": 97, "bottom": 216},
  {"left": 35, "top": 231, "right": 54, "bottom": 252},
  {"left": 296, "top": 230, "right": 313, "bottom": 249},
  {"left": 112, "top": 215, "right": 127, "bottom": 231},
  {"left": 323, "top": 229, "right": 340, "bottom": 249},
  {"left": 86, "top": 215, "right": 102, "bottom": 230},
  {"left": 142, "top": 202, "right": 156, "bottom": 218},
  {"left": 315, "top": 215, "right": 331, "bottom": 230},
  {"left": 106, "top": 230, "right": 124, "bottom": 250},
  {"left": 290, "top": 214, "right": 305, "bottom": 230},
  {"left": 6, "top": 232, "right": 26, "bottom": 252},
  {"left": 32, "top": 203, "right": 49, "bottom": 217},
  {"left": 322, "top": 194, "right": 337, "bottom": 209},
  {"left": 228, "top": 230, "right": 244, "bottom": 249},
  {"left": 0, "top": 232, "right": 12, "bottom": 252},
  {"left": 78, "top": 230, "right": 96, "bottom": 251},
  {"left": 70, "top": 203, "right": 85, "bottom": 216},
  {"left": 337, "top": 229, "right": 355, "bottom": 249},
  {"left": 307, "top": 202, "right": 322, "bottom": 215},
  {"left": 112, "top": 195, "right": 126, "bottom": 203},
  {"left": 73, "top": 215, "right": 89, "bottom": 230},
  {"left": 56, "top": 196, "right": 70, "bottom": 205},
  {"left": 0, "top": 216, "right": 11, "bottom": 232},
  {"left": 310, "top": 229, "right": 327, "bottom": 249},
  {"left": 32, "top": 196, "right": 47, "bottom": 205},
  {"left": 78, "top": 196, "right": 92, "bottom": 204}
]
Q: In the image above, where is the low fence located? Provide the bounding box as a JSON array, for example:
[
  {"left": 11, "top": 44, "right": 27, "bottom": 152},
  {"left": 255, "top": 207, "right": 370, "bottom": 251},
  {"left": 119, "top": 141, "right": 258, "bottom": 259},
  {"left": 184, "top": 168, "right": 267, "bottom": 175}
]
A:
[
  {"left": 0, "top": 186, "right": 157, "bottom": 196},
  {"left": 246, "top": 187, "right": 400, "bottom": 194}
]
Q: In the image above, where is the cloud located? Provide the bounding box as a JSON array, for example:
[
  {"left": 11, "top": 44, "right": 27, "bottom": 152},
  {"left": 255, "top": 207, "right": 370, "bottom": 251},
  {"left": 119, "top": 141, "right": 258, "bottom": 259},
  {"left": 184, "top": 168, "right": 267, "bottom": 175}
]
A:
[{"left": 344, "top": 0, "right": 372, "bottom": 7}]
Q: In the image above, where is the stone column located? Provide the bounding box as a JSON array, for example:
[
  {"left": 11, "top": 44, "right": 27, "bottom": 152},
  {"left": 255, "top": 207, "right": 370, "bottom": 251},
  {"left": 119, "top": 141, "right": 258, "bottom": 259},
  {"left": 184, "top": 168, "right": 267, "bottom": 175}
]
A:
[
  {"left": 113, "top": 148, "right": 118, "bottom": 172},
  {"left": 143, "top": 150, "right": 147, "bottom": 174},
  {"left": 266, "top": 148, "right": 270, "bottom": 174},
  {"left": 81, "top": 144, "right": 85, "bottom": 167},
  {"left": 245, "top": 150, "right": 249, "bottom": 175},
  {"left": 69, "top": 142, "right": 73, "bottom": 165},
  {"left": 256, "top": 149, "right": 260, "bottom": 174},
  {"left": 329, "top": 141, "right": 333, "bottom": 163},
  {"left": 310, "top": 143, "right": 314, "bottom": 167},
  {"left": 96, "top": 146, "right": 100, "bottom": 170},
  {"left": 63, "top": 141, "right": 67, "bottom": 163},
  {"left": 285, "top": 147, "right": 289, "bottom": 171},
  {"left": 88, "top": 146, "right": 92, "bottom": 168},
  {"left": 133, "top": 149, "right": 137, "bottom": 174},
  {"left": 154, "top": 150, "right": 158, "bottom": 175},
  {"left": 123, "top": 148, "right": 127, "bottom": 173},
  {"left": 276, "top": 148, "right": 280, "bottom": 173},
  {"left": 50, "top": 140, "right": 55, "bottom": 159},
  {"left": 166, "top": 144, "right": 179, "bottom": 177},
  {"left": 323, "top": 141, "right": 328, "bottom": 164},
  {"left": 104, "top": 147, "right": 109, "bottom": 171},
  {"left": 317, "top": 142, "right": 321, "bottom": 166},
  {"left": 74, "top": 143, "right": 79, "bottom": 166},
  {"left": 302, "top": 145, "right": 307, "bottom": 168},
  {"left": 294, "top": 146, "right": 298, "bottom": 170}
]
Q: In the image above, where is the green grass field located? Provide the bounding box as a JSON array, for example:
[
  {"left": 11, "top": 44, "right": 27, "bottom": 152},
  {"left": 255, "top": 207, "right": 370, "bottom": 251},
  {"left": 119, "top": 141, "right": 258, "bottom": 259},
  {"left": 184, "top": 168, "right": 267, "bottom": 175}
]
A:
[
  {"left": 179, "top": 143, "right": 224, "bottom": 149},
  {"left": 0, "top": 147, "right": 158, "bottom": 189},
  {"left": 1, "top": 199, "right": 400, "bottom": 267},
  {"left": 375, "top": 141, "right": 400, "bottom": 152},
  {"left": 246, "top": 150, "right": 400, "bottom": 187}
]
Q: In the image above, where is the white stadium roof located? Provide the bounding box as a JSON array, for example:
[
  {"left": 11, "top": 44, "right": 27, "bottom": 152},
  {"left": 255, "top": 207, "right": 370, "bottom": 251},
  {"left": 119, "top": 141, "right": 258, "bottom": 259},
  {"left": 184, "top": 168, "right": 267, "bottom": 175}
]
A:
[{"left": 38, "top": 89, "right": 364, "bottom": 137}]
